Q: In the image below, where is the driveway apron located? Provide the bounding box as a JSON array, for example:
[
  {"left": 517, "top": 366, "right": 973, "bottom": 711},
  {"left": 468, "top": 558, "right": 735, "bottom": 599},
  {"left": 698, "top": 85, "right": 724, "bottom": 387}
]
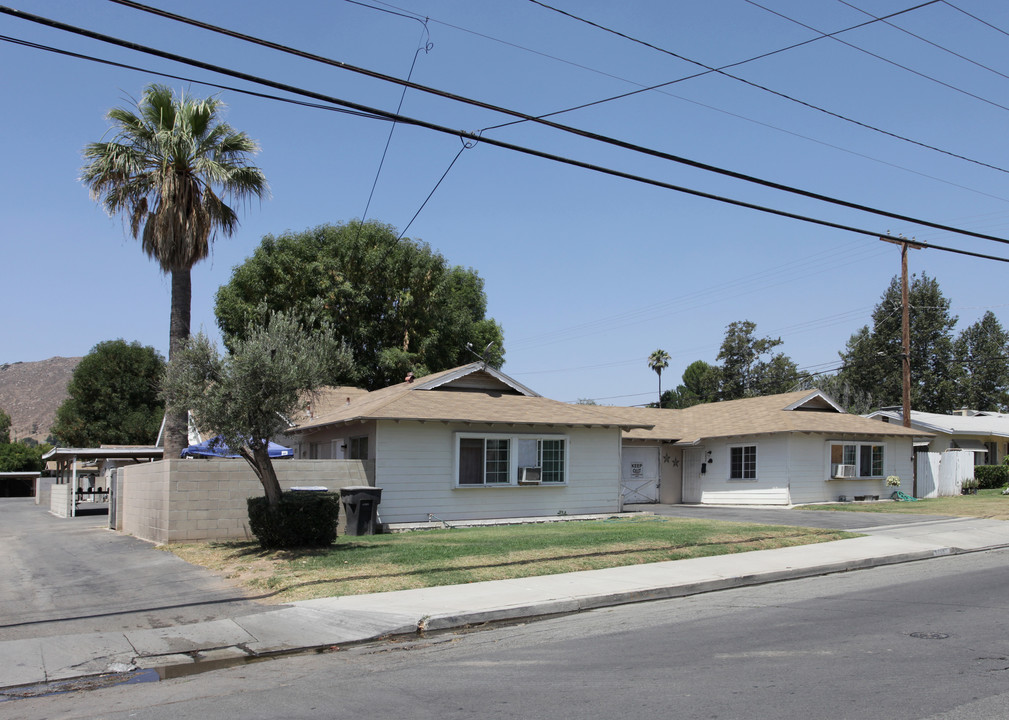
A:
[{"left": 0, "top": 499, "right": 272, "bottom": 642}]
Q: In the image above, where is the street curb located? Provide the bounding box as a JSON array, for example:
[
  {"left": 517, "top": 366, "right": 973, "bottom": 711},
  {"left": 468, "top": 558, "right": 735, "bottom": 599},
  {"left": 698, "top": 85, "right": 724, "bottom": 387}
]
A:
[
  {"left": 5, "top": 542, "right": 1007, "bottom": 695},
  {"left": 420, "top": 547, "right": 957, "bottom": 630}
]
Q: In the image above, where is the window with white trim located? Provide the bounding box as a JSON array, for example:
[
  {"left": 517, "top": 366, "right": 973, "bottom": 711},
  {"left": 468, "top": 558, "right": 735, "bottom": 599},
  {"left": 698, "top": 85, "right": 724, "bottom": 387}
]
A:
[
  {"left": 830, "top": 443, "right": 884, "bottom": 478},
  {"left": 456, "top": 433, "right": 567, "bottom": 486},
  {"left": 729, "top": 445, "right": 757, "bottom": 480}
]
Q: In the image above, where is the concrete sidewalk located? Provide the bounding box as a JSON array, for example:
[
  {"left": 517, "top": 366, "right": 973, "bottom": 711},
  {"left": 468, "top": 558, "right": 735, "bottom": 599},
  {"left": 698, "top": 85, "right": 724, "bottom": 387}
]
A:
[{"left": 4, "top": 514, "right": 1009, "bottom": 693}]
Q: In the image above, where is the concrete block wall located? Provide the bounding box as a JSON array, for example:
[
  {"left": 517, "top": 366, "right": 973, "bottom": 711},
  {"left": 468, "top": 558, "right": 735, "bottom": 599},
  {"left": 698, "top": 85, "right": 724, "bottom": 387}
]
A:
[
  {"left": 120, "top": 458, "right": 375, "bottom": 544},
  {"left": 49, "top": 483, "right": 73, "bottom": 518},
  {"left": 36, "top": 476, "right": 56, "bottom": 507}
]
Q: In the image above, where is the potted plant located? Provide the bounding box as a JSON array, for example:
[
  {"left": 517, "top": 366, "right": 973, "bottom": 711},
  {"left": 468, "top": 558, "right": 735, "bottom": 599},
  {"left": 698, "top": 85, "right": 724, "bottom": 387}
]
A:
[
  {"left": 961, "top": 477, "right": 979, "bottom": 495},
  {"left": 886, "top": 475, "right": 901, "bottom": 499}
]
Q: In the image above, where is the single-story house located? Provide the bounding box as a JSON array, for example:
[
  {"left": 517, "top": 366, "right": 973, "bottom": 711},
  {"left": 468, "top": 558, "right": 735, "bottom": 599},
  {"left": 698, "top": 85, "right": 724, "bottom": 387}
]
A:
[
  {"left": 287, "top": 366, "right": 928, "bottom": 515},
  {"left": 284, "top": 363, "right": 653, "bottom": 523},
  {"left": 609, "top": 390, "right": 926, "bottom": 505},
  {"left": 866, "top": 408, "right": 1009, "bottom": 465}
]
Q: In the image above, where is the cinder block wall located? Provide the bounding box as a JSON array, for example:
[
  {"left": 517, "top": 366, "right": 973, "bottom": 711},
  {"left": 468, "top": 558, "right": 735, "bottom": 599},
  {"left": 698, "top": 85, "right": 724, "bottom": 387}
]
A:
[
  {"left": 120, "top": 458, "right": 375, "bottom": 544},
  {"left": 49, "top": 483, "right": 73, "bottom": 518}
]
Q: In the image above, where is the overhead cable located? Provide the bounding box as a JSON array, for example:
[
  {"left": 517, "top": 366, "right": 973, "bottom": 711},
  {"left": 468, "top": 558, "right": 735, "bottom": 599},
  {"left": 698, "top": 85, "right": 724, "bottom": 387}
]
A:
[
  {"left": 745, "top": 0, "right": 1009, "bottom": 112},
  {"left": 83, "top": 1, "right": 1009, "bottom": 245},
  {"left": 4, "top": 6, "right": 1009, "bottom": 264},
  {"left": 527, "top": 0, "right": 1009, "bottom": 176},
  {"left": 838, "top": 0, "right": 1009, "bottom": 84}
]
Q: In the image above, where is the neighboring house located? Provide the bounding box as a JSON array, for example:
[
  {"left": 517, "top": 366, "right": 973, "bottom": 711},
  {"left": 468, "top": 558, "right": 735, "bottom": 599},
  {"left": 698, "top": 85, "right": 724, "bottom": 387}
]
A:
[
  {"left": 866, "top": 408, "right": 1009, "bottom": 466},
  {"left": 610, "top": 390, "right": 924, "bottom": 506},
  {"left": 284, "top": 363, "right": 652, "bottom": 523}
]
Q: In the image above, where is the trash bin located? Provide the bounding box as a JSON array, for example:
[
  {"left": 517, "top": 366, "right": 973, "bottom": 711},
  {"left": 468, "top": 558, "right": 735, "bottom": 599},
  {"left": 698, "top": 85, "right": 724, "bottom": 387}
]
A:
[{"left": 340, "top": 486, "right": 383, "bottom": 535}]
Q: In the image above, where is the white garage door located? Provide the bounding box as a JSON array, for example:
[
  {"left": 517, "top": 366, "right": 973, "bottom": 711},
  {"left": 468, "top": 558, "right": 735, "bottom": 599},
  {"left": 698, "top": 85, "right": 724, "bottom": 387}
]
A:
[{"left": 621, "top": 447, "right": 660, "bottom": 503}]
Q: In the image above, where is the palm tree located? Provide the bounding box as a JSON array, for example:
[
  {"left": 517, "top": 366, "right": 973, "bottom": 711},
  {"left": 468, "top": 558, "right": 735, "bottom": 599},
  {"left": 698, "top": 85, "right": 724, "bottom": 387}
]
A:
[
  {"left": 648, "top": 349, "right": 670, "bottom": 408},
  {"left": 81, "top": 84, "right": 268, "bottom": 458}
]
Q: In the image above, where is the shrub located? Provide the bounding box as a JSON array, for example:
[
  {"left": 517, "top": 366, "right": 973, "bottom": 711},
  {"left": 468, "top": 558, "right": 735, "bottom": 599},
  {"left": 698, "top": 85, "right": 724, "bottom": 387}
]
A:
[
  {"left": 974, "top": 465, "right": 1009, "bottom": 490},
  {"left": 247, "top": 491, "right": 340, "bottom": 549}
]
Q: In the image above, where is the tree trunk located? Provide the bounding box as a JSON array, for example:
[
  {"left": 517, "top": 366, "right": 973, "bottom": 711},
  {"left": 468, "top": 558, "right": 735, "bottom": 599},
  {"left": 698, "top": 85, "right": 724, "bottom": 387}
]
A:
[
  {"left": 243, "top": 443, "right": 283, "bottom": 507},
  {"left": 164, "top": 269, "right": 191, "bottom": 459}
]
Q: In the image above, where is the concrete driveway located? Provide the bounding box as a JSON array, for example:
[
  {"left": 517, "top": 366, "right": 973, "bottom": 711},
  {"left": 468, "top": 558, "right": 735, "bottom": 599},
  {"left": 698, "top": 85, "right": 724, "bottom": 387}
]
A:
[
  {"left": 0, "top": 499, "right": 272, "bottom": 642},
  {"left": 625, "top": 503, "right": 955, "bottom": 530}
]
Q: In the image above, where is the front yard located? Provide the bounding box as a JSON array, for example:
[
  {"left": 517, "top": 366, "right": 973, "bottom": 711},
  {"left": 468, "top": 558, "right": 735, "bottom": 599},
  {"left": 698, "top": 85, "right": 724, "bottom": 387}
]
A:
[
  {"left": 168, "top": 515, "right": 855, "bottom": 604},
  {"left": 798, "top": 489, "right": 1009, "bottom": 519}
]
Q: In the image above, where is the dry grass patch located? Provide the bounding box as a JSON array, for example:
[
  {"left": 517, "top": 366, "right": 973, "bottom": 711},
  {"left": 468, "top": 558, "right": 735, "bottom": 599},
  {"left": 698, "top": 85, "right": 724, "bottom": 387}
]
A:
[
  {"left": 797, "top": 489, "right": 1009, "bottom": 520},
  {"left": 168, "top": 515, "right": 855, "bottom": 603}
]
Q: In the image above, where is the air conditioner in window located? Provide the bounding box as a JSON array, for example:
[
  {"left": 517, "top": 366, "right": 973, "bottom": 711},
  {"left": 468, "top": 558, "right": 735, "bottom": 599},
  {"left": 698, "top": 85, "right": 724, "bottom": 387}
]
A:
[
  {"left": 831, "top": 464, "right": 856, "bottom": 479},
  {"left": 519, "top": 467, "right": 542, "bottom": 485}
]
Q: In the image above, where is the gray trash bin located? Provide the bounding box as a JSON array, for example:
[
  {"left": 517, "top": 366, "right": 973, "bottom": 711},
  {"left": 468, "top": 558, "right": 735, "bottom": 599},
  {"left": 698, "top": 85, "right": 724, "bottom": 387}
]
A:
[{"left": 340, "top": 486, "right": 383, "bottom": 535}]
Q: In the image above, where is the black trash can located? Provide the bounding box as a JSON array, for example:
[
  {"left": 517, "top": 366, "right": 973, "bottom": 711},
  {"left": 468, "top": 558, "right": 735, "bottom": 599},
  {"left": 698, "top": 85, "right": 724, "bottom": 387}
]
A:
[{"left": 340, "top": 486, "right": 383, "bottom": 535}]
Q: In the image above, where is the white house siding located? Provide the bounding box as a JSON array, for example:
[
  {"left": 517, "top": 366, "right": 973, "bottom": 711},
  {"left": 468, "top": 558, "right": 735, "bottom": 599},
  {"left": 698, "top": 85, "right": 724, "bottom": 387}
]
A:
[
  {"left": 788, "top": 435, "right": 915, "bottom": 504},
  {"left": 285, "top": 421, "right": 377, "bottom": 461},
  {"left": 373, "top": 421, "right": 623, "bottom": 523},
  {"left": 691, "top": 435, "right": 791, "bottom": 505}
]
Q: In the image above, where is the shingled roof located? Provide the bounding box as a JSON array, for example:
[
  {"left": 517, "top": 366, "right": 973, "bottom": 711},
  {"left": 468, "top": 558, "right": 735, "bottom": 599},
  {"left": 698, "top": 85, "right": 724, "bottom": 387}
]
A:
[
  {"left": 611, "top": 390, "right": 927, "bottom": 445},
  {"left": 287, "top": 363, "right": 653, "bottom": 433}
]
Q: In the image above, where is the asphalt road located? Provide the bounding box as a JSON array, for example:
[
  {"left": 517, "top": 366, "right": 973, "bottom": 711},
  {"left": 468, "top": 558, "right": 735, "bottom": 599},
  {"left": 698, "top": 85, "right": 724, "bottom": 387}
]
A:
[
  {"left": 9, "top": 545, "right": 1009, "bottom": 719},
  {"left": 0, "top": 499, "right": 272, "bottom": 642}
]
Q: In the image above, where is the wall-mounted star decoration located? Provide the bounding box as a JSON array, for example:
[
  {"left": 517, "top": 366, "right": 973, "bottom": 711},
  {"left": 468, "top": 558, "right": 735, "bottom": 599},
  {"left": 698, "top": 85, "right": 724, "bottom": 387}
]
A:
[
  {"left": 663, "top": 453, "right": 671, "bottom": 464},
  {"left": 671, "top": 457, "right": 680, "bottom": 467}
]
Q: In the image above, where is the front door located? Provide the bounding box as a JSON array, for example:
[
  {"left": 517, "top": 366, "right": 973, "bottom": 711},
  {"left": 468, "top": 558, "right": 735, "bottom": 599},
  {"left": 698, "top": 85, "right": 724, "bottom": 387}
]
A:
[
  {"left": 621, "top": 446, "right": 660, "bottom": 503},
  {"left": 682, "top": 447, "right": 704, "bottom": 503}
]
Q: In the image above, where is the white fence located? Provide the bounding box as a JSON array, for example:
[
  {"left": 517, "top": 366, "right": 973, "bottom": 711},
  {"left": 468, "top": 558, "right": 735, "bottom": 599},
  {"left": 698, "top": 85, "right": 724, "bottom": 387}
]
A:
[{"left": 915, "top": 449, "right": 975, "bottom": 498}]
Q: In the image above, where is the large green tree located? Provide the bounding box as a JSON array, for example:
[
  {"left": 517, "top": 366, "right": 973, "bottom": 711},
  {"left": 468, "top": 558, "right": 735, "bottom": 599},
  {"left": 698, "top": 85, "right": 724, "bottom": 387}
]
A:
[
  {"left": 163, "top": 311, "right": 355, "bottom": 507},
  {"left": 837, "top": 273, "right": 957, "bottom": 413},
  {"left": 953, "top": 311, "right": 1009, "bottom": 411},
  {"left": 0, "top": 442, "right": 47, "bottom": 473},
  {"left": 81, "top": 84, "right": 268, "bottom": 458},
  {"left": 661, "top": 360, "right": 722, "bottom": 409},
  {"left": 51, "top": 340, "right": 165, "bottom": 447},
  {"left": 717, "top": 320, "right": 799, "bottom": 400},
  {"left": 215, "top": 220, "right": 504, "bottom": 390}
]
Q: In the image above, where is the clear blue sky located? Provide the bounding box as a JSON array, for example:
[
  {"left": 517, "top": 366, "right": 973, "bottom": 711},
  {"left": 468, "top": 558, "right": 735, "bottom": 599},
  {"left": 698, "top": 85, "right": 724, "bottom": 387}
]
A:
[{"left": 3, "top": 0, "right": 1009, "bottom": 405}]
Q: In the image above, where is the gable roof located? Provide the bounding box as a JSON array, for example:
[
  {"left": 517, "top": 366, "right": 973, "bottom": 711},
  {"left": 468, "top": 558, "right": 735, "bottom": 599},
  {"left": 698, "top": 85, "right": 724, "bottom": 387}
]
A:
[
  {"left": 614, "top": 390, "right": 925, "bottom": 444},
  {"left": 866, "top": 409, "right": 1009, "bottom": 439},
  {"left": 288, "top": 363, "right": 651, "bottom": 433}
]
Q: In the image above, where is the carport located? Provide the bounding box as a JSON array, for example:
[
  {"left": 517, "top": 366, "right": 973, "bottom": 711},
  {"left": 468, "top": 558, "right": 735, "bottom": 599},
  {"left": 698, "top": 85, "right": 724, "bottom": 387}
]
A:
[
  {"left": 0, "top": 471, "right": 41, "bottom": 498},
  {"left": 42, "top": 446, "right": 162, "bottom": 519}
]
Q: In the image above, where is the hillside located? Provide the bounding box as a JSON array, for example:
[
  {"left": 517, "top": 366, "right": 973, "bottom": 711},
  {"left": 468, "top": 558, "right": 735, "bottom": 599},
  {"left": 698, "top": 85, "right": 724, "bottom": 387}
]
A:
[{"left": 0, "top": 357, "right": 81, "bottom": 443}]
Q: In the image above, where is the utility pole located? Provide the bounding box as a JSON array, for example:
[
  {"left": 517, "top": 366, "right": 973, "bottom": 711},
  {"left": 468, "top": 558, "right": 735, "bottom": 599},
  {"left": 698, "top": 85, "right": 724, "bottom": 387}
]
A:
[
  {"left": 881, "top": 235, "right": 923, "bottom": 496},
  {"left": 880, "top": 236, "right": 923, "bottom": 428}
]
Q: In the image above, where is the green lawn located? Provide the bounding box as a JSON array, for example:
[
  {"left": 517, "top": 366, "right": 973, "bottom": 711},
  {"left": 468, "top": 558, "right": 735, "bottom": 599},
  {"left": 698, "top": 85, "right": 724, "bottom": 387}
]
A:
[
  {"left": 797, "top": 489, "right": 1009, "bottom": 518},
  {"left": 168, "top": 515, "right": 856, "bottom": 603}
]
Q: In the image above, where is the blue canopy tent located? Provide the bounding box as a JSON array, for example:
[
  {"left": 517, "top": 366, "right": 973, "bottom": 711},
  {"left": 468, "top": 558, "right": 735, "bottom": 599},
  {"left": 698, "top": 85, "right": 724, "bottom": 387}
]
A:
[{"left": 180, "top": 436, "right": 294, "bottom": 459}]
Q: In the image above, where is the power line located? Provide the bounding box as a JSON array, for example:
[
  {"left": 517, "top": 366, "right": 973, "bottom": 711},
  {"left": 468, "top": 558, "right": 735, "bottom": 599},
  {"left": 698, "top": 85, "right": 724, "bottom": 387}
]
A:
[
  {"left": 0, "top": 34, "right": 389, "bottom": 122},
  {"left": 5, "top": 6, "right": 1009, "bottom": 265},
  {"left": 358, "top": 19, "right": 433, "bottom": 228},
  {"left": 362, "top": 0, "right": 1009, "bottom": 202},
  {"left": 746, "top": 0, "right": 1009, "bottom": 113},
  {"left": 942, "top": 1, "right": 1009, "bottom": 38},
  {"left": 527, "top": 0, "right": 1009, "bottom": 176},
  {"left": 91, "top": 1, "right": 1009, "bottom": 245},
  {"left": 838, "top": 0, "right": 1009, "bottom": 84},
  {"left": 485, "top": 0, "right": 931, "bottom": 132}
]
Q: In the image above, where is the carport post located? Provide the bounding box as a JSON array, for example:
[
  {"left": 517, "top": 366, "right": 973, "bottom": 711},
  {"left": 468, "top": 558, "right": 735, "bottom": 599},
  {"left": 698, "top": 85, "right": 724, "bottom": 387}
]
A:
[{"left": 71, "top": 454, "right": 77, "bottom": 518}]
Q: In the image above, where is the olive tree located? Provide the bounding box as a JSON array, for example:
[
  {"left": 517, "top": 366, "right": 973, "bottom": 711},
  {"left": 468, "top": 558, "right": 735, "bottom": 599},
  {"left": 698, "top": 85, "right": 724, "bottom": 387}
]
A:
[{"left": 162, "top": 310, "right": 355, "bottom": 507}]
